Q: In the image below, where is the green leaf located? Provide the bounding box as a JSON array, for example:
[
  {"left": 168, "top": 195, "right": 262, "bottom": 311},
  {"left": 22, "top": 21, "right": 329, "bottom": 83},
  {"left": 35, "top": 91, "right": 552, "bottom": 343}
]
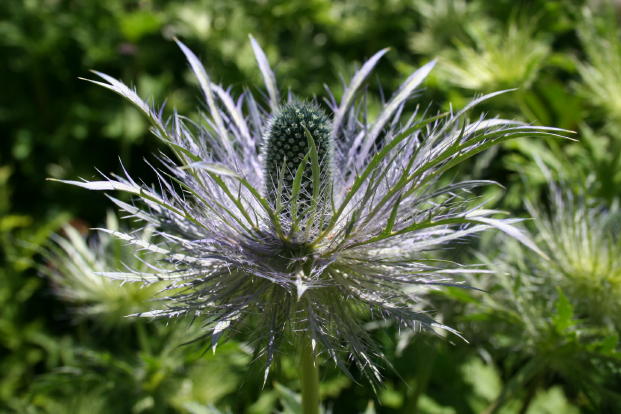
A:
[
  {"left": 552, "top": 289, "right": 575, "bottom": 333},
  {"left": 527, "top": 386, "right": 580, "bottom": 414},
  {"left": 274, "top": 383, "right": 302, "bottom": 414},
  {"left": 119, "top": 11, "right": 162, "bottom": 42},
  {"left": 0, "top": 215, "right": 32, "bottom": 232}
]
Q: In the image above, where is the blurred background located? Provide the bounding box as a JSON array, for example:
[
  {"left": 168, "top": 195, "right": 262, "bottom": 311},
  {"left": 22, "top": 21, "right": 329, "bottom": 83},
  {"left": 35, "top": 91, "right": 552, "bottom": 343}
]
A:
[{"left": 1, "top": 0, "right": 621, "bottom": 412}]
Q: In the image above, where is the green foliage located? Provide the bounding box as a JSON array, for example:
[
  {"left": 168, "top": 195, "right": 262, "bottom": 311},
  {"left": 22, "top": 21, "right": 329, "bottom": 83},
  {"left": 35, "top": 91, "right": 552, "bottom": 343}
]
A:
[
  {"left": 24, "top": 324, "right": 252, "bottom": 413},
  {"left": 576, "top": 5, "right": 621, "bottom": 122},
  {"left": 452, "top": 197, "right": 621, "bottom": 412},
  {"left": 439, "top": 22, "right": 550, "bottom": 91},
  {"left": 2, "top": 0, "right": 621, "bottom": 412}
]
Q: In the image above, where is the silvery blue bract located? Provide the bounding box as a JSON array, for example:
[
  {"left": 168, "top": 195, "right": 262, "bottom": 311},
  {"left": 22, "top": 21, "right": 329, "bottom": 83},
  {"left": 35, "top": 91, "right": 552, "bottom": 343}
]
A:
[{"left": 56, "top": 37, "right": 565, "bottom": 383}]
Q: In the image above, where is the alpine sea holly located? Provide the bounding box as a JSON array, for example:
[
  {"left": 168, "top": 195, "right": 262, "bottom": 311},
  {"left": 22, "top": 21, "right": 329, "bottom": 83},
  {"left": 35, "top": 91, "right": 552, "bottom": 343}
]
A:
[
  {"left": 42, "top": 212, "right": 164, "bottom": 328},
  {"left": 52, "top": 36, "right": 564, "bottom": 407}
]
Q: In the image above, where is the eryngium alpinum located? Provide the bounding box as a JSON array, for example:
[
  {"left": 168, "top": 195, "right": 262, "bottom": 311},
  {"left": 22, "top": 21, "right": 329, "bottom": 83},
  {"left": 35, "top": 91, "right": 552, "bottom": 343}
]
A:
[{"left": 55, "top": 37, "right": 564, "bottom": 383}]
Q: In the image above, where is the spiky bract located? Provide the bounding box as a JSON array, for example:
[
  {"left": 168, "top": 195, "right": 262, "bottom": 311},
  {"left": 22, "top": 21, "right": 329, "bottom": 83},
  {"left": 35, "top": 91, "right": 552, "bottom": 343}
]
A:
[{"left": 56, "top": 37, "right": 565, "bottom": 383}]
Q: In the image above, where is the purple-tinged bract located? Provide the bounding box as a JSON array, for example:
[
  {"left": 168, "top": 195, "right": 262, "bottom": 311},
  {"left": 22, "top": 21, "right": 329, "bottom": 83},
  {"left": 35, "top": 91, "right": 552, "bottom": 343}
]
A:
[{"left": 56, "top": 36, "right": 565, "bottom": 383}]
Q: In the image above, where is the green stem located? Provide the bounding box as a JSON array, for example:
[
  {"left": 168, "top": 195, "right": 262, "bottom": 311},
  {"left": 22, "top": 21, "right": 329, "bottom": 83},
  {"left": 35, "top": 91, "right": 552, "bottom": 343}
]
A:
[
  {"left": 482, "top": 358, "right": 541, "bottom": 414},
  {"left": 402, "top": 342, "right": 436, "bottom": 414},
  {"left": 299, "top": 332, "right": 320, "bottom": 414},
  {"left": 136, "top": 320, "right": 151, "bottom": 355}
]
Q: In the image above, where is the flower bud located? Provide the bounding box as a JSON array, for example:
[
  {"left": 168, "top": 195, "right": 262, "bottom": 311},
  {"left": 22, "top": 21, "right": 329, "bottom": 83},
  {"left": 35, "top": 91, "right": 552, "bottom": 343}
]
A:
[{"left": 264, "top": 102, "right": 333, "bottom": 208}]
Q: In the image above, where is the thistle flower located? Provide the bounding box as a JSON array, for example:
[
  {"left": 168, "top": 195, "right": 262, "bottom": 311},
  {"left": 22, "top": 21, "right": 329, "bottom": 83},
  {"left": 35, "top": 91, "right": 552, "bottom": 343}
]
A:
[
  {"left": 576, "top": 6, "right": 621, "bottom": 121},
  {"left": 440, "top": 22, "right": 549, "bottom": 91},
  {"left": 526, "top": 187, "right": 621, "bottom": 329},
  {"left": 53, "top": 37, "right": 563, "bottom": 388},
  {"left": 42, "top": 212, "right": 163, "bottom": 328},
  {"left": 409, "top": 0, "right": 481, "bottom": 55},
  {"left": 463, "top": 186, "right": 621, "bottom": 412}
]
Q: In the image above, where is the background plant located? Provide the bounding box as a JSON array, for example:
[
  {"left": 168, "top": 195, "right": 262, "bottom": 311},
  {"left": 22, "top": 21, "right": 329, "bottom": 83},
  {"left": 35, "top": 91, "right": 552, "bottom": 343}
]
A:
[
  {"left": 3, "top": 0, "right": 621, "bottom": 412},
  {"left": 444, "top": 186, "right": 621, "bottom": 412}
]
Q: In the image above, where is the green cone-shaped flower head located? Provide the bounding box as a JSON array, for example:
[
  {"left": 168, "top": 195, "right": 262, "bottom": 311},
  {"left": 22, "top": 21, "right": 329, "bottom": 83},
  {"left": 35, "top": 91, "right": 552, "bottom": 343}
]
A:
[{"left": 264, "top": 102, "right": 333, "bottom": 207}]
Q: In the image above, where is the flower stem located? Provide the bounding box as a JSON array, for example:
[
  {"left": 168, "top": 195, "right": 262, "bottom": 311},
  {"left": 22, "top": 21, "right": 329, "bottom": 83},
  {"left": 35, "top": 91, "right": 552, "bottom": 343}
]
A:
[{"left": 299, "top": 332, "right": 320, "bottom": 414}]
